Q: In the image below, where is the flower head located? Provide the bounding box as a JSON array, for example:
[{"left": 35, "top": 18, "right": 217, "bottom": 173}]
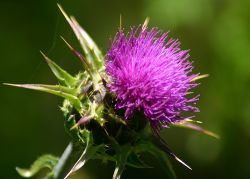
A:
[{"left": 106, "top": 27, "right": 200, "bottom": 129}]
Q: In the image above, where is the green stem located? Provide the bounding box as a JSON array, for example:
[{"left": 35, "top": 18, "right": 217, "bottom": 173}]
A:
[{"left": 53, "top": 142, "right": 73, "bottom": 179}]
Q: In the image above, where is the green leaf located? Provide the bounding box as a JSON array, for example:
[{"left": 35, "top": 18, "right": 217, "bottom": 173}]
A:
[
  {"left": 104, "top": 137, "right": 132, "bottom": 179},
  {"left": 112, "top": 145, "right": 131, "bottom": 179},
  {"left": 16, "top": 154, "right": 59, "bottom": 178},
  {"left": 52, "top": 142, "right": 83, "bottom": 179},
  {"left": 41, "top": 52, "right": 77, "bottom": 87},
  {"left": 4, "top": 83, "right": 82, "bottom": 112},
  {"left": 126, "top": 152, "right": 151, "bottom": 168},
  {"left": 135, "top": 141, "right": 177, "bottom": 179},
  {"left": 63, "top": 130, "right": 104, "bottom": 178},
  {"left": 64, "top": 114, "right": 85, "bottom": 143}
]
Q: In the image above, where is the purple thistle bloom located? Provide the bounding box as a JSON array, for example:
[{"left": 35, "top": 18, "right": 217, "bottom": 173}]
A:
[{"left": 106, "top": 27, "right": 200, "bottom": 129}]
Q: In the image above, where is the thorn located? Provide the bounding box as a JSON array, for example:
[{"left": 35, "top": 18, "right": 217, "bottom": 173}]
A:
[
  {"left": 142, "top": 17, "right": 150, "bottom": 30},
  {"left": 60, "top": 36, "right": 73, "bottom": 50},
  {"left": 77, "top": 116, "right": 90, "bottom": 125},
  {"left": 177, "top": 121, "right": 220, "bottom": 139},
  {"left": 203, "top": 130, "right": 220, "bottom": 139},
  {"left": 3, "top": 83, "right": 25, "bottom": 88},
  {"left": 70, "top": 116, "right": 91, "bottom": 130},
  {"left": 57, "top": 4, "right": 68, "bottom": 21},
  {"left": 185, "top": 119, "right": 202, "bottom": 124},
  {"left": 3, "top": 83, "right": 13, "bottom": 86},
  {"left": 174, "top": 156, "right": 192, "bottom": 170},
  {"left": 191, "top": 74, "right": 209, "bottom": 82},
  {"left": 103, "top": 127, "right": 110, "bottom": 136},
  {"left": 60, "top": 37, "right": 82, "bottom": 60},
  {"left": 70, "top": 123, "right": 79, "bottom": 131},
  {"left": 40, "top": 51, "right": 51, "bottom": 63},
  {"left": 61, "top": 36, "right": 92, "bottom": 74},
  {"left": 152, "top": 128, "right": 192, "bottom": 170},
  {"left": 61, "top": 36, "right": 83, "bottom": 59},
  {"left": 119, "top": 14, "right": 122, "bottom": 32}
]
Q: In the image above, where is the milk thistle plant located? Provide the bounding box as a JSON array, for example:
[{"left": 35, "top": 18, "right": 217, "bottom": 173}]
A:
[{"left": 5, "top": 5, "right": 218, "bottom": 179}]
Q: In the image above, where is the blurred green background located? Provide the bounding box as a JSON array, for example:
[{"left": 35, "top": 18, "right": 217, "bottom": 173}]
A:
[{"left": 1, "top": 0, "right": 250, "bottom": 178}]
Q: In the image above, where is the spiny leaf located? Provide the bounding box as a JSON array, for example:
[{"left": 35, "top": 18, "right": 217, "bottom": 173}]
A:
[
  {"left": 172, "top": 120, "right": 220, "bottom": 139},
  {"left": 60, "top": 37, "right": 93, "bottom": 76},
  {"left": 16, "top": 154, "right": 58, "bottom": 178},
  {"left": 71, "top": 17, "right": 104, "bottom": 63},
  {"left": 58, "top": 4, "right": 104, "bottom": 70},
  {"left": 40, "top": 52, "right": 77, "bottom": 87},
  {"left": 4, "top": 83, "right": 82, "bottom": 112},
  {"left": 10, "top": 83, "right": 77, "bottom": 95}
]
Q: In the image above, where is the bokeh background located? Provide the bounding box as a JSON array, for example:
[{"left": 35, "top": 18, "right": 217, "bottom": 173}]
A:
[{"left": 1, "top": 0, "right": 250, "bottom": 178}]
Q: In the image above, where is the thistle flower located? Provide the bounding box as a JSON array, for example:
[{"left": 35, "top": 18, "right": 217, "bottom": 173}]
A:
[
  {"left": 106, "top": 27, "right": 200, "bottom": 129},
  {"left": 5, "top": 6, "right": 218, "bottom": 179}
]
